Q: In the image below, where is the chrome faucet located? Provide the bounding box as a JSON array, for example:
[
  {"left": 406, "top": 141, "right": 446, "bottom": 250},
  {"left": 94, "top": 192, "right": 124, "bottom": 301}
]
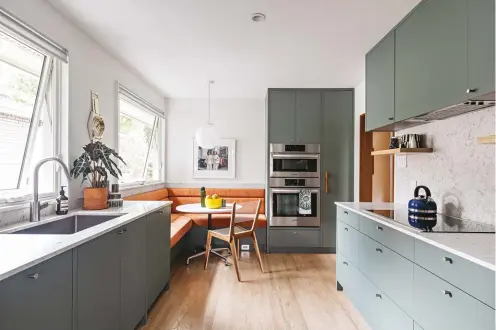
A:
[{"left": 30, "top": 157, "right": 71, "bottom": 222}]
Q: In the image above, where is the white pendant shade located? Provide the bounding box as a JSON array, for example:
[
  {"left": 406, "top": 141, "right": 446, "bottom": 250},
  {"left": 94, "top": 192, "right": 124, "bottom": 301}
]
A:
[{"left": 195, "top": 123, "right": 220, "bottom": 149}]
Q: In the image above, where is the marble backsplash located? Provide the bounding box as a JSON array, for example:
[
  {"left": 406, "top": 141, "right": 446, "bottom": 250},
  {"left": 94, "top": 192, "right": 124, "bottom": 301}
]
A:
[
  {"left": 0, "top": 182, "right": 166, "bottom": 229},
  {"left": 395, "top": 106, "right": 495, "bottom": 225}
]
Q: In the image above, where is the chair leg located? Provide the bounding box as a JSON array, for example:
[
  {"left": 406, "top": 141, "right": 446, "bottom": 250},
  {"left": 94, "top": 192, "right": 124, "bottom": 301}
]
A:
[
  {"left": 204, "top": 232, "right": 212, "bottom": 270},
  {"left": 229, "top": 240, "right": 242, "bottom": 282},
  {"left": 237, "top": 238, "right": 240, "bottom": 258},
  {"left": 252, "top": 232, "right": 264, "bottom": 274}
]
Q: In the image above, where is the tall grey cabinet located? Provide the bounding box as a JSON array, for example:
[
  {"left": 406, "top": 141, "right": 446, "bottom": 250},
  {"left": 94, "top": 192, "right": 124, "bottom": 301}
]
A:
[{"left": 267, "top": 88, "right": 354, "bottom": 252}]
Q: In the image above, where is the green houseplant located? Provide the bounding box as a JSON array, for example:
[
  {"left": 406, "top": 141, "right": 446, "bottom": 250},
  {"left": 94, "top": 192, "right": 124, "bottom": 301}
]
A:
[{"left": 70, "top": 141, "right": 125, "bottom": 210}]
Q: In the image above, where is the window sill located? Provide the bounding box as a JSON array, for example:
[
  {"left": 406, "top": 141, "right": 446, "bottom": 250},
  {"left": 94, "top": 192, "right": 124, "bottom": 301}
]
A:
[
  {"left": 0, "top": 195, "right": 57, "bottom": 213},
  {"left": 119, "top": 181, "right": 165, "bottom": 192}
]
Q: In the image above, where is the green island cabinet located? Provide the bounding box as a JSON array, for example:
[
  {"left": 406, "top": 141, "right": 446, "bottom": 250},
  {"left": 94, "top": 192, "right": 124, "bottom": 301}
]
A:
[
  {"left": 365, "top": 32, "right": 395, "bottom": 131},
  {"left": 267, "top": 89, "right": 322, "bottom": 144},
  {"left": 0, "top": 251, "right": 73, "bottom": 330},
  {"left": 365, "top": 0, "right": 495, "bottom": 130},
  {"left": 336, "top": 206, "right": 496, "bottom": 330}
]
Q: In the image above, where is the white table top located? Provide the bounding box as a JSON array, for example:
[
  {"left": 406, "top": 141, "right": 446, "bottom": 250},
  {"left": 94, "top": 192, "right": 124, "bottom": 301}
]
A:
[{"left": 176, "top": 203, "right": 236, "bottom": 214}]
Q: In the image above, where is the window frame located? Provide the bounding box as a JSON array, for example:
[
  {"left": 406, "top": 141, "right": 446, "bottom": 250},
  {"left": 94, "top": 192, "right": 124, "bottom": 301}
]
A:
[
  {"left": 116, "top": 83, "right": 165, "bottom": 188},
  {"left": 0, "top": 38, "right": 62, "bottom": 204}
]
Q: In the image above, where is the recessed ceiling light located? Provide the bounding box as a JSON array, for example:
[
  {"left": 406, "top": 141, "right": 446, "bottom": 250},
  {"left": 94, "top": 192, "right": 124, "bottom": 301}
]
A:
[{"left": 251, "top": 13, "right": 266, "bottom": 22}]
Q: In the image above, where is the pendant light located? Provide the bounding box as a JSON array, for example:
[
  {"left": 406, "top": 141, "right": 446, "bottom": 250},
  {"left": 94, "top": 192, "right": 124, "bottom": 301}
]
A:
[{"left": 195, "top": 80, "right": 220, "bottom": 149}]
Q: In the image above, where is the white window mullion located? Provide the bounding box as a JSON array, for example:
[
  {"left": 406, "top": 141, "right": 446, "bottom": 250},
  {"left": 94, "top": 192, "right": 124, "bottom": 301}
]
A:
[
  {"left": 141, "top": 117, "right": 158, "bottom": 181},
  {"left": 17, "top": 56, "right": 53, "bottom": 188}
]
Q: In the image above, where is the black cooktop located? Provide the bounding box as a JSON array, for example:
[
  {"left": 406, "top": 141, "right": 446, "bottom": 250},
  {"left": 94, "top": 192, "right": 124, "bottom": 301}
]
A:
[{"left": 366, "top": 209, "right": 495, "bottom": 233}]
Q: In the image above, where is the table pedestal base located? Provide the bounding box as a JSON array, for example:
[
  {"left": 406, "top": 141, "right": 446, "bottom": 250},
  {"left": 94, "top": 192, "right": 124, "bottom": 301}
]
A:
[{"left": 186, "top": 247, "right": 231, "bottom": 266}]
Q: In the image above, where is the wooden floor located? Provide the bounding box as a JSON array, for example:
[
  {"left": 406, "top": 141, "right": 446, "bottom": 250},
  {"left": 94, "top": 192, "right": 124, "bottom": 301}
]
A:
[{"left": 141, "top": 252, "right": 370, "bottom": 330}]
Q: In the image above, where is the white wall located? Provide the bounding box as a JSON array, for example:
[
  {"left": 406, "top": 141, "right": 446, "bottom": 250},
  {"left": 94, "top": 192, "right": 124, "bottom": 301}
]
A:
[
  {"left": 165, "top": 98, "right": 266, "bottom": 187},
  {"left": 1, "top": 0, "right": 165, "bottom": 206},
  {"left": 354, "top": 80, "right": 366, "bottom": 201}
]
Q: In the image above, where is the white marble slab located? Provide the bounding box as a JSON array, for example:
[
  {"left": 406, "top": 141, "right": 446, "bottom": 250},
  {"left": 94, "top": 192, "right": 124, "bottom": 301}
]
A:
[
  {"left": 0, "top": 201, "right": 172, "bottom": 281},
  {"left": 335, "top": 202, "right": 495, "bottom": 271}
]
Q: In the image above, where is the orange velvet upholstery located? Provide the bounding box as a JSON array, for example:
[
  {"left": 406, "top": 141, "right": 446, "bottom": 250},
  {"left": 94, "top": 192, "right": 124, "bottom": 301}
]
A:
[{"left": 124, "top": 187, "right": 266, "bottom": 248}]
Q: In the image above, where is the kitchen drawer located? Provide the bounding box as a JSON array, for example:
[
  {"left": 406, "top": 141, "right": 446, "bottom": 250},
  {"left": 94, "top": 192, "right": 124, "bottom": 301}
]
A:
[
  {"left": 415, "top": 239, "right": 495, "bottom": 308},
  {"left": 413, "top": 265, "right": 495, "bottom": 330},
  {"left": 358, "top": 268, "right": 414, "bottom": 330},
  {"left": 337, "top": 253, "right": 360, "bottom": 304},
  {"left": 360, "top": 217, "right": 414, "bottom": 260},
  {"left": 337, "top": 219, "right": 359, "bottom": 264},
  {"left": 336, "top": 206, "right": 360, "bottom": 229},
  {"left": 269, "top": 228, "right": 320, "bottom": 248},
  {"left": 359, "top": 233, "right": 414, "bottom": 315}
]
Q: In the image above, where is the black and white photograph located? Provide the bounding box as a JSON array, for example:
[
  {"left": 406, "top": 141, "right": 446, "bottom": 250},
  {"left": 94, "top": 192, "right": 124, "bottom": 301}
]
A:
[{"left": 193, "top": 139, "right": 236, "bottom": 178}]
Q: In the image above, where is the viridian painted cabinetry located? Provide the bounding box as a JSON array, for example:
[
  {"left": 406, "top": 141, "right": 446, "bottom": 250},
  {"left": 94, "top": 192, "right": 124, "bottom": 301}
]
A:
[{"left": 336, "top": 205, "right": 495, "bottom": 330}]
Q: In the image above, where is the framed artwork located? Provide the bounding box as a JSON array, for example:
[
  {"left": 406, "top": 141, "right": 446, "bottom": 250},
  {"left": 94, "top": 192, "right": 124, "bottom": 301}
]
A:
[{"left": 193, "top": 139, "right": 236, "bottom": 179}]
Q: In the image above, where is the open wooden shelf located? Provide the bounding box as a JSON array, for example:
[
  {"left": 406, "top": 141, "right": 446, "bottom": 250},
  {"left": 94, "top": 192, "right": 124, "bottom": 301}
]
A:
[
  {"left": 371, "top": 148, "right": 433, "bottom": 156},
  {"left": 477, "top": 135, "right": 496, "bottom": 144}
]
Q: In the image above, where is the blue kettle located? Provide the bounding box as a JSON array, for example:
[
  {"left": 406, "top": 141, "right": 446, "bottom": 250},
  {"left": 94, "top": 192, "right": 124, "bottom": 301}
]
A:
[{"left": 408, "top": 185, "right": 437, "bottom": 231}]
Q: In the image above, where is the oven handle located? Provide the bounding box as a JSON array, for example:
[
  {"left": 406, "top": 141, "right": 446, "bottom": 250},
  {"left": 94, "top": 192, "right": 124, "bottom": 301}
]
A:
[
  {"left": 271, "top": 189, "right": 320, "bottom": 194},
  {"left": 271, "top": 153, "right": 320, "bottom": 159}
]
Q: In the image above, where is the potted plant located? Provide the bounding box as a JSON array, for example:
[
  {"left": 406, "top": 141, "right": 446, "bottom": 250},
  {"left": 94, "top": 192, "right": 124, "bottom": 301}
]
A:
[{"left": 70, "top": 141, "right": 125, "bottom": 210}]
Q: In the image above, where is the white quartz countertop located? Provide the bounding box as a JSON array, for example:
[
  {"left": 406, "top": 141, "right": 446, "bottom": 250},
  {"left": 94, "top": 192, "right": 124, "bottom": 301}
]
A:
[
  {"left": 0, "top": 201, "right": 172, "bottom": 282},
  {"left": 335, "top": 202, "right": 495, "bottom": 271}
]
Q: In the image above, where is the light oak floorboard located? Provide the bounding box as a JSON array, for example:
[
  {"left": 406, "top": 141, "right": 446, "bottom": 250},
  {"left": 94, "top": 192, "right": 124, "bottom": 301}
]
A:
[{"left": 141, "top": 253, "right": 370, "bottom": 330}]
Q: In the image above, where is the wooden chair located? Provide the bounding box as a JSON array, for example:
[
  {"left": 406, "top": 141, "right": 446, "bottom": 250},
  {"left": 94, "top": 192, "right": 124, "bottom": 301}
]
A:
[{"left": 204, "top": 200, "right": 264, "bottom": 282}]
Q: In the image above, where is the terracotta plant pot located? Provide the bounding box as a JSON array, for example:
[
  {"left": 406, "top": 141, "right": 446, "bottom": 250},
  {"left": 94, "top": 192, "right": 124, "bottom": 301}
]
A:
[{"left": 83, "top": 187, "right": 108, "bottom": 210}]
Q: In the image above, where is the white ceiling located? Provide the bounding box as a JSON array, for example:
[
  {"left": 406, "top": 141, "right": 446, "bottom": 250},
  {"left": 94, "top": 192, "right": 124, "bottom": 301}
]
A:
[{"left": 49, "top": 0, "right": 421, "bottom": 99}]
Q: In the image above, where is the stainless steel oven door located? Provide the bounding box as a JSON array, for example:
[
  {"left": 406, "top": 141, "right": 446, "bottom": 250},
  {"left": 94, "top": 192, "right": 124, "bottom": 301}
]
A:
[
  {"left": 270, "top": 153, "right": 320, "bottom": 178},
  {"left": 269, "top": 188, "right": 320, "bottom": 227}
]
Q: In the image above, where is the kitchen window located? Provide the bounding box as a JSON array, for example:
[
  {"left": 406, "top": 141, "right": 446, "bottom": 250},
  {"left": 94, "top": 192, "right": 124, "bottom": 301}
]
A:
[
  {"left": 0, "top": 9, "right": 67, "bottom": 202},
  {"left": 118, "top": 85, "right": 164, "bottom": 186}
]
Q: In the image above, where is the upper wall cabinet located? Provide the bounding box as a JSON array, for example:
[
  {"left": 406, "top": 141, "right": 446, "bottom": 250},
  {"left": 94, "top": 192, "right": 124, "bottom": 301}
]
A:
[
  {"left": 366, "top": 32, "right": 395, "bottom": 131},
  {"left": 394, "top": 0, "right": 467, "bottom": 122},
  {"left": 268, "top": 90, "right": 322, "bottom": 143},
  {"left": 467, "top": 0, "right": 495, "bottom": 100}
]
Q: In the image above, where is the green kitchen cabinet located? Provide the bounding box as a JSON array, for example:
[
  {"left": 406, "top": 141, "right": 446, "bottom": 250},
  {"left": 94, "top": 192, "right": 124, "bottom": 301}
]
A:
[
  {"left": 365, "top": 32, "right": 395, "bottom": 131},
  {"left": 121, "top": 218, "right": 147, "bottom": 330},
  {"left": 0, "top": 251, "right": 73, "bottom": 330},
  {"left": 394, "top": 0, "right": 467, "bottom": 122},
  {"left": 146, "top": 206, "right": 171, "bottom": 310},
  {"left": 321, "top": 90, "right": 354, "bottom": 249},
  {"left": 295, "top": 90, "right": 321, "bottom": 143},
  {"left": 268, "top": 90, "right": 296, "bottom": 143},
  {"left": 77, "top": 228, "right": 121, "bottom": 330},
  {"left": 467, "top": 0, "right": 495, "bottom": 100}
]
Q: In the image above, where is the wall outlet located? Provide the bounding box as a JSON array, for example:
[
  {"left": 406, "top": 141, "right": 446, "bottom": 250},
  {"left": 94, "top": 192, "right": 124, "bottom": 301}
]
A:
[
  {"left": 397, "top": 155, "right": 407, "bottom": 168},
  {"left": 241, "top": 244, "right": 250, "bottom": 251}
]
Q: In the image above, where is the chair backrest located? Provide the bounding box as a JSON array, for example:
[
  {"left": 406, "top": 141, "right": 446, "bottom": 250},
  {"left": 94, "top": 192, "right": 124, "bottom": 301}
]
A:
[{"left": 229, "top": 199, "right": 262, "bottom": 235}]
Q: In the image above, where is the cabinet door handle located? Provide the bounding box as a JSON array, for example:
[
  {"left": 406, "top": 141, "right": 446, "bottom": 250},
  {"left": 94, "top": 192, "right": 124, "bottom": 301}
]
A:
[
  {"left": 443, "top": 256, "right": 453, "bottom": 264},
  {"left": 123, "top": 228, "right": 128, "bottom": 233},
  {"left": 325, "top": 172, "right": 329, "bottom": 193},
  {"left": 293, "top": 232, "right": 299, "bottom": 236},
  {"left": 158, "top": 210, "right": 165, "bottom": 214},
  {"left": 375, "top": 293, "right": 382, "bottom": 299},
  {"left": 117, "top": 229, "right": 124, "bottom": 235},
  {"left": 442, "top": 290, "right": 452, "bottom": 298},
  {"left": 344, "top": 227, "right": 349, "bottom": 231},
  {"left": 466, "top": 88, "right": 477, "bottom": 94},
  {"left": 342, "top": 261, "right": 348, "bottom": 266},
  {"left": 376, "top": 226, "right": 383, "bottom": 231},
  {"left": 28, "top": 273, "right": 39, "bottom": 280},
  {"left": 344, "top": 211, "right": 348, "bottom": 215},
  {"left": 375, "top": 248, "right": 383, "bottom": 253},
  {"left": 388, "top": 117, "right": 394, "bottom": 120}
]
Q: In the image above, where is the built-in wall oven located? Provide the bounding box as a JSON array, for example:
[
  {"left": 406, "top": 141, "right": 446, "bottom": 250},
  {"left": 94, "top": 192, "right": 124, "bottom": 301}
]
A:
[
  {"left": 269, "top": 178, "right": 321, "bottom": 227},
  {"left": 270, "top": 144, "right": 320, "bottom": 178}
]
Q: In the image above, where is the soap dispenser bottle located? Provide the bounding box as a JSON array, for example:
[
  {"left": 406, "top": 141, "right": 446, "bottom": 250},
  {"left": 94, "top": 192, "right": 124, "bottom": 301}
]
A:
[{"left": 56, "top": 186, "right": 69, "bottom": 215}]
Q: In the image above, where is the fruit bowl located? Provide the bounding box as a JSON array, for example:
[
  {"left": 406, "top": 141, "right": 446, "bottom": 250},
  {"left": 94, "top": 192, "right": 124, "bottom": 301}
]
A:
[{"left": 205, "top": 198, "right": 222, "bottom": 209}]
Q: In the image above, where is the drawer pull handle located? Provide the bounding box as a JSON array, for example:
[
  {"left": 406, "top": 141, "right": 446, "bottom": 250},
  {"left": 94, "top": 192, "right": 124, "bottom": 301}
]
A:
[
  {"left": 28, "top": 273, "right": 39, "bottom": 280},
  {"left": 375, "top": 293, "right": 382, "bottom": 299},
  {"left": 293, "top": 232, "right": 298, "bottom": 235},
  {"left": 376, "top": 226, "right": 383, "bottom": 231},
  {"left": 117, "top": 229, "right": 124, "bottom": 235},
  {"left": 343, "top": 261, "right": 348, "bottom": 266},
  {"left": 158, "top": 210, "right": 165, "bottom": 214},
  {"left": 344, "top": 211, "right": 348, "bottom": 215},
  {"left": 344, "top": 227, "right": 349, "bottom": 231},
  {"left": 442, "top": 290, "right": 452, "bottom": 298},
  {"left": 375, "top": 248, "right": 383, "bottom": 253},
  {"left": 443, "top": 257, "right": 453, "bottom": 264}
]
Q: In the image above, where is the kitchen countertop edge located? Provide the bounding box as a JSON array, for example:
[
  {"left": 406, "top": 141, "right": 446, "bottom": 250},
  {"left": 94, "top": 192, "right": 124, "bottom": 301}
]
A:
[
  {"left": 0, "top": 201, "right": 172, "bottom": 282},
  {"left": 335, "top": 202, "right": 496, "bottom": 272}
]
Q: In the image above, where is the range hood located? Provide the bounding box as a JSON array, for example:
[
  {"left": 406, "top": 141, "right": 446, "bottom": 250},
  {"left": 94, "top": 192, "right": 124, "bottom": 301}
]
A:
[{"left": 386, "top": 92, "right": 495, "bottom": 132}]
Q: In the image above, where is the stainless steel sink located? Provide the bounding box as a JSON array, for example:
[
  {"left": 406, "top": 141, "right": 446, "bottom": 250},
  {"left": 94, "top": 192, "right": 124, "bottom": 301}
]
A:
[{"left": 11, "top": 214, "right": 123, "bottom": 235}]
